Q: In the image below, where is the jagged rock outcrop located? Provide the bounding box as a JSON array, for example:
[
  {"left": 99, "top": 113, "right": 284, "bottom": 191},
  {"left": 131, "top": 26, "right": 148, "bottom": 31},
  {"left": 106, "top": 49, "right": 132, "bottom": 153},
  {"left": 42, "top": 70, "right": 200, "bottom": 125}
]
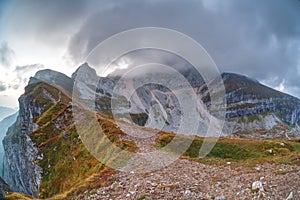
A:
[
  {"left": 221, "top": 73, "right": 300, "bottom": 124},
  {"left": 1, "top": 70, "right": 130, "bottom": 198},
  {"left": 219, "top": 73, "right": 300, "bottom": 138},
  {"left": 2, "top": 82, "right": 58, "bottom": 196},
  {"left": 1, "top": 66, "right": 93, "bottom": 197},
  {"left": 29, "top": 69, "right": 73, "bottom": 95},
  {"left": 72, "top": 63, "right": 211, "bottom": 135},
  {"left": 73, "top": 64, "right": 300, "bottom": 138},
  {"left": 14, "top": 64, "right": 299, "bottom": 140}
]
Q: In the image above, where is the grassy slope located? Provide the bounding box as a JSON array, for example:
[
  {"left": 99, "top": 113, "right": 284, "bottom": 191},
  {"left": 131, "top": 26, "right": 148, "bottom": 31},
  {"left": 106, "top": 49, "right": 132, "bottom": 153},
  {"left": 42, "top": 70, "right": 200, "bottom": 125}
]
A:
[
  {"left": 156, "top": 132, "right": 300, "bottom": 168},
  {"left": 7, "top": 128, "right": 300, "bottom": 199},
  {"left": 6, "top": 83, "right": 137, "bottom": 200}
]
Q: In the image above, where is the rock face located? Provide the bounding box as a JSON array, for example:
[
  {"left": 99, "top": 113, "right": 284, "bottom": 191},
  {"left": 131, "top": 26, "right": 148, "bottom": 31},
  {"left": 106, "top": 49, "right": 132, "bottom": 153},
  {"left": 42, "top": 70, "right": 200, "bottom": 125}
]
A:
[
  {"left": 29, "top": 69, "right": 73, "bottom": 95},
  {"left": 73, "top": 64, "right": 212, "bottom": 135},
  {"left": 73, "top": 64, "right": 300, "bottom": 138},
  {"left": 2, "top": 82, "right": 57, "bottom": 196},
  {"left": 219, "top": 73, "right": 300, "bottom": 138},
  {"left": 0, "top": 112, "right": 18, "bottom": 177}
]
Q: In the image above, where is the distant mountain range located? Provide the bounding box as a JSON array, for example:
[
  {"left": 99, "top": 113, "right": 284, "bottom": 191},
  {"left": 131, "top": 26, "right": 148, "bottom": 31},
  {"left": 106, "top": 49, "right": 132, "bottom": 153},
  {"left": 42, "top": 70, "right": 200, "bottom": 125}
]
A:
[
  {"left": 0, "top": 107, "right": 16, "bottom": 122},
  {"left": 0, "top": 113, "right": 18, "bottom": 177}
]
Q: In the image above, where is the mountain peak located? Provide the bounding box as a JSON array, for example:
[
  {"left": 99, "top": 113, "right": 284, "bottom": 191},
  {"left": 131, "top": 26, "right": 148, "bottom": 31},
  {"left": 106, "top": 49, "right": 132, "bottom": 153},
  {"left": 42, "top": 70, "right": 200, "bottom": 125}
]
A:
[
  {"left": 29, "top": 69, "right": 68, "bottom": 84},
  {"left": 29, "top": 69, "right": 73, "bottom": 95},
  {"left": 221, "top": 72, "right": 259, "bottom": 84},
  {"left": 71, "top": 62, "right": 97, "bottom": 80}
]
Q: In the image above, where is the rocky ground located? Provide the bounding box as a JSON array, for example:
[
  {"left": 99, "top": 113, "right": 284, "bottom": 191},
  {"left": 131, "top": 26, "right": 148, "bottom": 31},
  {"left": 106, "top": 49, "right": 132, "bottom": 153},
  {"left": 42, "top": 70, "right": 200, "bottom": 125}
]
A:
[
  {"left": 75, "top": 159, "right": 300, "bottom": 200},
  {"left": 74, "top": 120, "right": 300, "bottom": 200}
]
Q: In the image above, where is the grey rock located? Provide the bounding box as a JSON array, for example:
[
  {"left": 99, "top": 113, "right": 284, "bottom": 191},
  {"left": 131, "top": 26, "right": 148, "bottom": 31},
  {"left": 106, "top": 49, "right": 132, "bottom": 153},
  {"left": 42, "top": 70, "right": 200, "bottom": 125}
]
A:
[
  {"left": 252, "top": 181, "right": 264, "bottom": 192},
  {"left": 0, "top": 177, "right": 10, "bottom": 200},
  {"left": 2, "top": 85, "right": 54, "bottom": 197},
  {"left": 73, "top": 64, "right": 300, "bottom": 139},
  {"left": 286, "top": 191, "right": 293, "bottom": 200}
]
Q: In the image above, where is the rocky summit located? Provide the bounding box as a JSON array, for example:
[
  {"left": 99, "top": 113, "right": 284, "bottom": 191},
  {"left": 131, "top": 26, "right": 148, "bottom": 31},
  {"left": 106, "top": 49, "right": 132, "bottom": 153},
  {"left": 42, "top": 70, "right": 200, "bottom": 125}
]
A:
[
  {"left": 2, "top": 64, "right": 300, "bottom": 199},
  {"left": 72, "top": 63, "right": 300, "bottom": 139}
]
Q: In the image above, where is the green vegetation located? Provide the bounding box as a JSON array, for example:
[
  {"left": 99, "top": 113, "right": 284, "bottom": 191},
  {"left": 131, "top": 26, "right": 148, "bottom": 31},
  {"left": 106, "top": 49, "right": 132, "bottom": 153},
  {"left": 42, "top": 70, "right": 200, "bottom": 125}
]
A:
[
  {"left": 137, "top": 193, "right": 150, "bottom": 200},
  {"left": 36, "top": 103, "right": 67, "bottom": 126},
  {"left": 156, "top": 132, "right": 300, "bottom": 167},
  {"left": 5, "top": 192, "right": 34, "bottom": 200},
  {"left": 23, "top": 82, "right": 137, "bottom": 199}
]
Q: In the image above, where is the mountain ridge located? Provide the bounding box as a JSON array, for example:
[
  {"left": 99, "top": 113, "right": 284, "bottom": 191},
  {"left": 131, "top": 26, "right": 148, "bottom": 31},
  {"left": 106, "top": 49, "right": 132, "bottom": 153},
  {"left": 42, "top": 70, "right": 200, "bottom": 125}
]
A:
[{"left": 23, "top": 64, "right": 300, "bottom": 138}]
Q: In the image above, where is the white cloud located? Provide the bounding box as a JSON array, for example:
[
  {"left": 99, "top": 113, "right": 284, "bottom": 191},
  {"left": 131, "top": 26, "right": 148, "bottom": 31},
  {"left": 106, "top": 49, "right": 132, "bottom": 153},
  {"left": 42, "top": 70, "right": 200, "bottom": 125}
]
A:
[{"left": 275, "top": 80, "right": 285, "bottom": 92}]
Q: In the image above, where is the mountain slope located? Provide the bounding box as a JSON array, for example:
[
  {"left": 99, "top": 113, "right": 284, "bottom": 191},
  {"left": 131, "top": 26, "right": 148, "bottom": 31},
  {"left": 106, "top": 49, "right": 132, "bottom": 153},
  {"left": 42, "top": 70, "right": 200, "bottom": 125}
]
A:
[
  {"left": 218, "top": 73, "right": 300, "bottom": 138},
  {"left": 2, "top": 79, "right": 137, "bottom": 198},
  {"left": 73, "top": 64, "right": 300, "bottom": 139}
]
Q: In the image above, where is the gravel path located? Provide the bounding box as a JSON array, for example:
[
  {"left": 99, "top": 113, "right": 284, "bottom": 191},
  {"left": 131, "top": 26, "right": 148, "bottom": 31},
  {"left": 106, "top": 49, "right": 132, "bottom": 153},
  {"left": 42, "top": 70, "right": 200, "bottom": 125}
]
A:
[{"left": 76, "top": 160, "right": 300, "bottom": 200}]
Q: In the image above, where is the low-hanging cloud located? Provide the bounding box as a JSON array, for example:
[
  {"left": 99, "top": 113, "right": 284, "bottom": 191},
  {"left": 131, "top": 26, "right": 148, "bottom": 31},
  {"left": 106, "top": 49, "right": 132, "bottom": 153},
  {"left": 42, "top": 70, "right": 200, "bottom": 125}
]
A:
[
  {"left": 2, "top": 0, "right": 300, "bottom": 98},
  {"left": 64, "top": 0, "right": 300, "bottom": 98},
  {"left": 11, "top": 64, "right": 44, "bottom": 89},
  {"left": 14, "top": 64, "right": 44, "bottom": 73}
]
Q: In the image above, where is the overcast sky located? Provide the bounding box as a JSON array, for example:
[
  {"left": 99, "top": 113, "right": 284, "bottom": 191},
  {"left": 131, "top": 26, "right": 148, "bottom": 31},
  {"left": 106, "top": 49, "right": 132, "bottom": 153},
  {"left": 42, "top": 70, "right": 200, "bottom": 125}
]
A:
[{"left": 0, "top": 0, "right": 300, "bottom": 108}]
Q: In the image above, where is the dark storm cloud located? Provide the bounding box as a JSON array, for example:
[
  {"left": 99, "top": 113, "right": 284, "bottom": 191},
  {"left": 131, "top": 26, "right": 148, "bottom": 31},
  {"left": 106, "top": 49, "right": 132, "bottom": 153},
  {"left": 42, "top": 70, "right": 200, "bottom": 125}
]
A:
[
  {"left": 0, "top": 42, "right": 14, "bottom": 67},
  {"left": 66, "top": 0, "right": 300, "bottom": 92},
  {"left": 66, "top": 0, "right": 207, "bottom": 64},
  {"left": 5, "top": 0, "right": 300, "bottom": 97},
  {"left": 7, "top": 0, "right": 91, "bottom": 44}
]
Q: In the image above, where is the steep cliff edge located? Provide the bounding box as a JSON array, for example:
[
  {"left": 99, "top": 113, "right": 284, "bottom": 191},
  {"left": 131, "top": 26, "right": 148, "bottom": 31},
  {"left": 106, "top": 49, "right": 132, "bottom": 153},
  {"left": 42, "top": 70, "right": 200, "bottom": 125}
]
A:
[
  {"left": 219, "top": 73, "right": 300, "bottom": 138},
  {"left": 2, "top": 82, "right": 55, "bottom": 196},
  {"left": 2, "top": 73, "right": 136, "bottom": 198}
]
